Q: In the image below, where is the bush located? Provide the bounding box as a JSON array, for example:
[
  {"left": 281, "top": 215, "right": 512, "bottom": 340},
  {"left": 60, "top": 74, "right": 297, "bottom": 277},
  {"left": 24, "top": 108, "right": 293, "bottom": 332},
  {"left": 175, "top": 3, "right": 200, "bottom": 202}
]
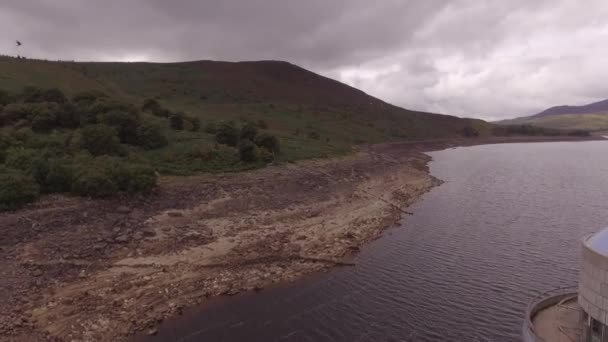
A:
[
  {"left": 240, "top": 123, "right": 258, "bottom": 140},
  {"left": 255, "top": 133, "right": 280, "bottom": 154},
  {"left": 142, "top": 98, "right": 162, "bottom": 113},
  {"left": 72, "top": 90, "right": 107, "bottom": 106},
  {"left": 21, "top": 87, "right": 67, "bottom": 104},
  {"left": 188, "top": 144, "right": 221, "bottom": 161},
  {"left": 256, "top": 119, "right": 268, "bottom": 129},
  {"left": 71, "top": 169, "right": 118, "bottom": 198},
  {"left": 136, "top": 122, "right": 168, "bottom": 150},
  {"left": 11, "top": 127, "right": 33, "bottom": 142},
  {"left": 31, "top": 108, "right": 57, "bottom": 132},
  {"left": 169, "top": 114, "right": 185, "bottom": 130},
  {"left": 1, "top": 103, "right": 35, "bottom": 124},
  {"left": 0, "top": 90, "right": 11, "bottom": 106},
  {"left": 80, "top": 124, "right": 122, "bottom": 156},
  {"left": 308, "top": 131, "right": 321, "bottom": 140},
  {"left": 204, "top": 122, "right": 218, "bottom": 134},
  {"left": 42, "top": 88, "right": 67, "bottom": 104},
  {"left": 42, "top": 157, "right": 74, "bottom": 193},
  {"left": 238, "top": 139, "right": 259, "bottom": 163},
  {"left": 259, "top": 148, "right": 274, "bottom": 163},
  {"left": 110, "top": 163, "right": 157, "bottom": 193},
  {"left": 0, "top": 169, "right": 39, "bottom": 210},
  {"left": 215, "top": 121, "right": 239, "bottom": 146},
  {"left": 190, "top": 117, "right": 201, "bottom": 132},
  {"left": 100, "top": 110, "right": 139, "bottom": 144},
  {"left": 4, "top": 148, "right": 42, "bottom": 173},
  {"left": 55, "top": 103, "right": 80, "bottom": 128}
]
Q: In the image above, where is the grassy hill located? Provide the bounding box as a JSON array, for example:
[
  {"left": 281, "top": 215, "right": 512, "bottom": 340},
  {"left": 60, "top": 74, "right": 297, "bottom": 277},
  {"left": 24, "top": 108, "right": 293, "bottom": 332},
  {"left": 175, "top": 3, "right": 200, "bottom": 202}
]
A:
[
  {"left": 0, "top": 56, "right": 489, "bottom": 155},
  {"left": 498, "top": 113, "right": 608, "bottom": 131},
  {"left": 1, "top": 55, "right": 582, "bottom": 210},
  {"left": 497, "top": 98, "right": 608, "bottom": 131}
]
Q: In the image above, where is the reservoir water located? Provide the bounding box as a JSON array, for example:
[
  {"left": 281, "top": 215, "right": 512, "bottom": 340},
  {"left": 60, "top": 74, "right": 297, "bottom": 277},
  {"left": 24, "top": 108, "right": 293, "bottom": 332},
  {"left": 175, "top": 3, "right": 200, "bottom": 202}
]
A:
[{"left": 152, "top": 141, "right": 608, "bottom": 341}]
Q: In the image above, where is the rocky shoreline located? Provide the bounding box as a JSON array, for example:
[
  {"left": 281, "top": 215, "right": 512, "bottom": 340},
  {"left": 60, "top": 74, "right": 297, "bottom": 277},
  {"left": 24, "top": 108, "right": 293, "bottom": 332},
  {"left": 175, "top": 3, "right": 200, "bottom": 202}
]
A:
[{"left": 0, "top": 136, "right": 602, "bottom": 342}]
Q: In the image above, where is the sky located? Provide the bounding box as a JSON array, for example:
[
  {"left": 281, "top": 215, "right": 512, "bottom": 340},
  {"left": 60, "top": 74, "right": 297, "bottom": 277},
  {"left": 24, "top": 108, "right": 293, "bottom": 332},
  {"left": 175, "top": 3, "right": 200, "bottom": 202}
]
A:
[{"left": 2, "top": 1, "right": 608, "bottom": 121}]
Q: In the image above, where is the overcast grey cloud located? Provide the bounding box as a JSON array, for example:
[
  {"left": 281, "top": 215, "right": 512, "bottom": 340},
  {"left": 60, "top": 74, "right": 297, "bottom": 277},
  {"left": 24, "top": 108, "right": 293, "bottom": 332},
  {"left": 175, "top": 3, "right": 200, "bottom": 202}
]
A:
[{"left": 2, "top": 0, "right": 608, "bottom": 120}]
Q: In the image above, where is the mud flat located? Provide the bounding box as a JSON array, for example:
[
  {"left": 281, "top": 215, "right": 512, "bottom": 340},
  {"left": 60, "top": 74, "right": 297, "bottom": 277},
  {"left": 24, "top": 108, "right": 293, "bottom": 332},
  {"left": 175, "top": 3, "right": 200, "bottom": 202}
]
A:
[{"left": 0, "top": 136, "right": 601, "bottom": 341}]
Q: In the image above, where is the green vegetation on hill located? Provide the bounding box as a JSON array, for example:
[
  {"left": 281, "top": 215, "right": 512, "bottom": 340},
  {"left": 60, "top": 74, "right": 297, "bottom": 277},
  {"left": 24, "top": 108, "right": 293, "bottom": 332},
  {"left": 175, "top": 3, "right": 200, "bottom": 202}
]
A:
[
  {"left": 0, "top": 56, "right": 587, "bottom": 209},
  {"left": 0, "top": 86, "right": 281, "bottom": 210},
  {"left": 498, "top": 113, "right": 608, "bottom": 132}
]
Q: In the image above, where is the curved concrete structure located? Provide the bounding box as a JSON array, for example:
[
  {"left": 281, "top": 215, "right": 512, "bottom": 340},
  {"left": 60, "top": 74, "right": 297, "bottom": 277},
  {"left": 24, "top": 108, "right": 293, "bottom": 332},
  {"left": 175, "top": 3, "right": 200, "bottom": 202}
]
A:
[
  {"left": 579, "top": 233, "right": 608, "bottom": 327},
  {"left": 523, "top": 227, "right": 608, "bottom": 342}
]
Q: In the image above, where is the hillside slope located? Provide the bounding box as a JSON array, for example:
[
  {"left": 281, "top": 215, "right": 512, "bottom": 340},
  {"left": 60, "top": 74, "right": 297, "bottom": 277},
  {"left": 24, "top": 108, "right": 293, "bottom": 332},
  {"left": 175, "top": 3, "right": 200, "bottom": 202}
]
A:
[
  {"left": 498, "top": 98, "right": 608, "bottom": 131},
  {"left": 0, "top": 56, "right": 485, "bottom": 149}
]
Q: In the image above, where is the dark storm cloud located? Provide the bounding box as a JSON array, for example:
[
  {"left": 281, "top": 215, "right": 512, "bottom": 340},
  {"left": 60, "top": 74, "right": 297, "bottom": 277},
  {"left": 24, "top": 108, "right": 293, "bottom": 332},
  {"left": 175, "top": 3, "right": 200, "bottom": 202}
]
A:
[{"left": 2, "top": 0, "right": 608, "bottom": 120}]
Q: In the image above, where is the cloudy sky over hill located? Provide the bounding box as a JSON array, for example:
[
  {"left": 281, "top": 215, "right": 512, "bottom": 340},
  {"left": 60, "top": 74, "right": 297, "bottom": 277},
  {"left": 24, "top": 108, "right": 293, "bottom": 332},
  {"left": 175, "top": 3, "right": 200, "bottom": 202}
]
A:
[{"left": 2, "top": 0, "right": 608, "bottom": 120}]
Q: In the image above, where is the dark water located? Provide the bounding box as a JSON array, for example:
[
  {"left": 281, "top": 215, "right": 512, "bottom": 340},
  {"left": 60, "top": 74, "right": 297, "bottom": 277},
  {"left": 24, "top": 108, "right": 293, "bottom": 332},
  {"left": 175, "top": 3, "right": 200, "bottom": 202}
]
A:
[{"left": 152, "top": 141, "right": 608, "bottom": 342}]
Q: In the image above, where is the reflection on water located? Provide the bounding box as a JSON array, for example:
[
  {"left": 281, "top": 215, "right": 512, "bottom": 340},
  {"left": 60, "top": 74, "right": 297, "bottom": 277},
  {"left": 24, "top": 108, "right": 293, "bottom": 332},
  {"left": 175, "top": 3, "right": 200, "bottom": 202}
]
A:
[{"left": 151, "top": 141, "right": 608, "bottom": 342}]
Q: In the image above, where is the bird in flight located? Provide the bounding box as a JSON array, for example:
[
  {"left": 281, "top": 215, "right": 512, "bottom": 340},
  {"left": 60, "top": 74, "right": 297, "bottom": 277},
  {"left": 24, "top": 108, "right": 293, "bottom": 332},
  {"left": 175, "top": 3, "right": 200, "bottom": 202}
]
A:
[{"left": 16, "top": 40, "right": 22, "bottom": 46}]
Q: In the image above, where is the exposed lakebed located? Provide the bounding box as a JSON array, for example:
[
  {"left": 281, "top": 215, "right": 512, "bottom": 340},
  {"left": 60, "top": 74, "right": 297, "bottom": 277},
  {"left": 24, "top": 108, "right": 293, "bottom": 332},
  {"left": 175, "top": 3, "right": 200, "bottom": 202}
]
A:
[{"left": 147, "top": 141, "right": 608, "bottom": 342}]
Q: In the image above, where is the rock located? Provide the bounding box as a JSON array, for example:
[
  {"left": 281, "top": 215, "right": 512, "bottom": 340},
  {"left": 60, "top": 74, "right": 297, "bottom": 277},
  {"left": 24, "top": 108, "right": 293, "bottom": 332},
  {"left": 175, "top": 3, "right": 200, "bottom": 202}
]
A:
[
  {"left": 133, "top": 232, "right": 144, "bottom": 241},
  {"left": 115, "top": 235, "right": 129, "bottom": 243},
  {"left": 32, "top": 269, "right": 43, "bottom": 277},
  {"left": 147, "top": 328, "right": 158, "bottom": 336},
  {"left": 167, "top": 211, "right": 183, "bottom": 217},
  {"left": 116, "top": 206, "right": 131, "bottom": 214}
]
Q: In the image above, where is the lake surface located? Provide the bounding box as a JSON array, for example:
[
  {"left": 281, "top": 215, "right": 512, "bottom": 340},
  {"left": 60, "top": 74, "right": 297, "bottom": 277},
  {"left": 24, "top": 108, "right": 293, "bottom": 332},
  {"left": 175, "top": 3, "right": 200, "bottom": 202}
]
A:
[{"left": 153, "top": 141, "right": 608, "bottom": 342}]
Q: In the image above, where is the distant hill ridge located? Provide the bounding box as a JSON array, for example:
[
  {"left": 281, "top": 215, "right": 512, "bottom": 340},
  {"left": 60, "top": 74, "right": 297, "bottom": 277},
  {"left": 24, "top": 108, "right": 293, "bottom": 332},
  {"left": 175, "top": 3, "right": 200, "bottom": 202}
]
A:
[{"left": 533, "top": 98, "right": 608, "bottom": 117}]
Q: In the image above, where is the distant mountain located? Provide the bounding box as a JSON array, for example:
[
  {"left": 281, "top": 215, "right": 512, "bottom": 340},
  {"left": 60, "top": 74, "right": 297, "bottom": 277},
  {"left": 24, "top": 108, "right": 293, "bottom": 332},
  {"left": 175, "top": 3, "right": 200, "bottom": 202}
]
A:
[
  {"left": 497, "top": 98, "right": 608, "bottom": 131},
  {"left": 534, "top": 98, "right": 608, "bottom": 117}
]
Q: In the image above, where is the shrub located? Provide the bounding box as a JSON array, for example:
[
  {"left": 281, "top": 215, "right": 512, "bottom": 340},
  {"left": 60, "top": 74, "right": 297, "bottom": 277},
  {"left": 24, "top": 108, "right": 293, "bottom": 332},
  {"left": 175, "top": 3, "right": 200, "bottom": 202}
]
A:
[
  {"left": 136, "top": 122, "right": 168, "bottom": 150},
  {"left": 189, "top": 144, "right": 221, "bottom": 161},
  {"left": 11, "top": 127, "right": 33, "bottom": 142},
  {"left": 42, "top": 157, "right": 74, "bottom": 193},
  {"left": 4, "top": 147, "right": 42, "bottom": 173},
  {"left": 72, "top": 90, "right": 107, "bottom": 106},
  {"left": 0, "top": 132, "right": 16, "bottom": 160},
  {"left": 240, "top": 123, "right": 258, "bottom": 140},
  {"left": 259, "top": 147, "right": 274, "bottom": 163},
  {"left": 204, "top": 122, "right": 218, "bottom": 134},
  {"left": 190, "top": 117, "right": 201, "bottom": 132},
  {"left": 21, "top": 86, "right": 44, "bottom": 103},
  {"left": 71, "top": 169, "right": 118, "bottom": 198},
  {"left": 256, "top": 119, "right": 268, "bottom": 129},
  {"left": 42, "top": 88, "right": 67, "bottom": 103},
  {"left": 308, "top": 131, "right": 321, "bottom": 140},
  {"left": 1, "top": 103, "right": 34, "bottom": 124},
  {"left": 80, "top": 124, "right": 122, "bottom": 156},
  {"left": 31, "top": 109, "right": 57, "bottom": 132},
  {"left": 142, "top": 98, "right": 162, "bottom": 113},
  {"left": 255, "top": 133, "right": 280, "bottom": 154},
  {"left": 55, "top": 103, "right": 80, "bottom": 128},
  {"left": 238, "top": 139, "right": 259, "bottom": 163},
  {"left": 215, "top": 121, "right": 239, "bottom": 146},
  {"left": 0, "top": 169, "right": 39, "bottom": 210},
  {"left": 169, "top": 114, "right": 185, "bottom": 130},
  {"left": 0, "top": 90, "right": 11, "bottom": 106},
  {"left": 100, "top": 110, "right": 139, "bottom": 144},
  {"left": 110, "top": 163, "right": 157, "bottom": 193}
]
